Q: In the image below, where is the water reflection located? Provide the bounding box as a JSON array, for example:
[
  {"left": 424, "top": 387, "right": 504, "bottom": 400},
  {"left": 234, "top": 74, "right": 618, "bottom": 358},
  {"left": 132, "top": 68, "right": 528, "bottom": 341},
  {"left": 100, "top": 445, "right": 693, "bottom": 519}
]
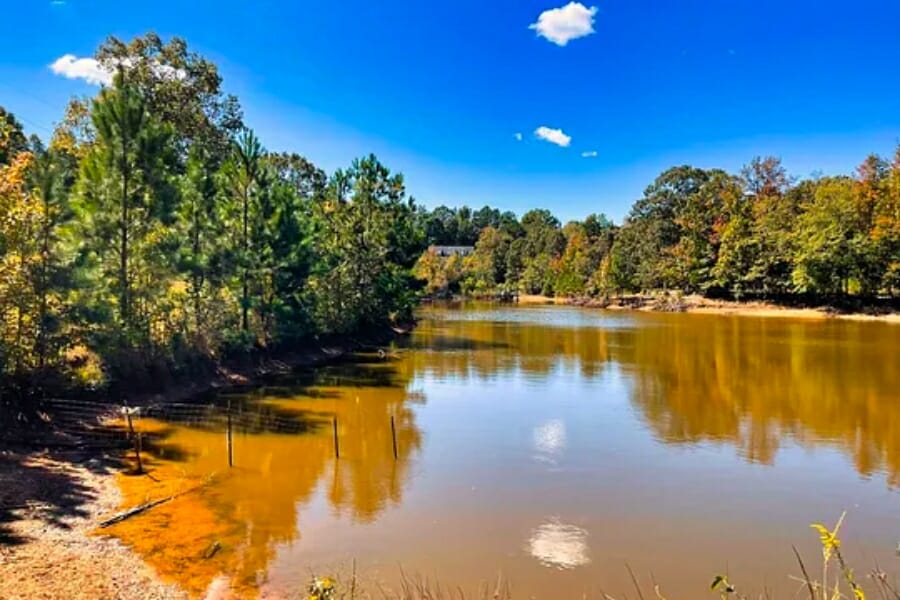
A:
[
  {"left": 526, "top": 518, "right": 591, "bottom": 570},
  {"left": 106, "top": 358, "right": 422, "bottom": 597},
  {"left": 533, "top": 419, "right": 567, "bottom": 464},
  {"left": 106, "top": 305, "right": 900, "bottom": 597},
  {"left": 412, "top": 306, "right": 900, "bottom": 484}
]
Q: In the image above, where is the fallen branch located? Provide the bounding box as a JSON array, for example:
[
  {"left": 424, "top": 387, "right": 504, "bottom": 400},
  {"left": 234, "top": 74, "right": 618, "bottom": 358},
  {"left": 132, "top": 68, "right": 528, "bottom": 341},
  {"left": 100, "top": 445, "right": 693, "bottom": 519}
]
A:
[
  {"left": 99, "top": 474, "right": 216, "bottom": 528},
  {"left": 99, "top": 496, "right": 171, "bottom": 528}
]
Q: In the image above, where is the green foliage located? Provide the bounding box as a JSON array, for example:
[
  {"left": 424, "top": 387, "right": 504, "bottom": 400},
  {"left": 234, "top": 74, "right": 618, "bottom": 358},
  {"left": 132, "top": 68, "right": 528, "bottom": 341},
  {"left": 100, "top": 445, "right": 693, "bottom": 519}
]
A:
[
  {"left": 96, "top": 32, "right": 243, "bottom": 156},
  {"left": 3, "top": 31, "right": 900, "bottom": 391},
  {"left": 72, "top": 80, "right": 177, "bottom": 344},
  {"left": 411, "top": 157, "right": 900, "bottom": 302},
  {"left": 0, "top": 34, "right": 427, "bottom": 390},
  {"left": 219, "top": 129, "right": 264, "bottom": 334},
  {"left": 0, "top": 105, "right": 28, "bottom": 166},
  {"left": 792, "top": 177, "right": 866, "bottom": 295},
  {"left": 307, "top": 155, "right": 420, "bottom": 334}
]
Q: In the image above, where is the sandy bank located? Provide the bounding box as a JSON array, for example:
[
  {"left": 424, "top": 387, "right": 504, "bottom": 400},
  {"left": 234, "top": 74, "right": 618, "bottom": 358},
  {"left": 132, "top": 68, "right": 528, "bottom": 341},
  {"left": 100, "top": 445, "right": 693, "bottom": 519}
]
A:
[
  {"left": 0, "top": 450, "right": 186, "bottom": 600},
  {"left": 518, "top": 294, "right": 900, "bottom": 323}
]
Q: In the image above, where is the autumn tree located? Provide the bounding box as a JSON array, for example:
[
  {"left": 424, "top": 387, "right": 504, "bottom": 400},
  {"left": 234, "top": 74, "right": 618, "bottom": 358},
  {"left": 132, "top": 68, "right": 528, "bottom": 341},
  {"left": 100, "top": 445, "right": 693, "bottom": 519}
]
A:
[
  {"left": 875, "top": 149, "right": 900, "bottom": 293},
  {"left": 792, "top": 177, "right": 861, "bottom": 295},
  {"left": 0, "top": 150, "right": 40, "bottom": 375}
]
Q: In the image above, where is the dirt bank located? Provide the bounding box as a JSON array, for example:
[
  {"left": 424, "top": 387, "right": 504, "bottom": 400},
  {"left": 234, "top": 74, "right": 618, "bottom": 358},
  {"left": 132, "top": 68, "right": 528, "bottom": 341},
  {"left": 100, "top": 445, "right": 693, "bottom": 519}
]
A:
[
  {"left": 0, "top": 450, "right": 186, "bottom": 600},
  {"left": 126, "top": 327, "right": 408, "bottom": 408},
  {"left": 519, "top": 293, "right": 900, "bottom": 323}
]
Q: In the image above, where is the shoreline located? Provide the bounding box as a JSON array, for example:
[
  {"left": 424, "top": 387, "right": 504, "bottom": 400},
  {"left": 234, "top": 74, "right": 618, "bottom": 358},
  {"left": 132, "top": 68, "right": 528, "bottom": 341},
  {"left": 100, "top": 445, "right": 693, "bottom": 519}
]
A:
[
  {"left": 125, "top": 326, "right": 408, "bottom": 407},
  {"left": 0, "top": 326, "right": 407, "bottom": 448},
  {"left": 516, "top": 293, "right": 900, "bottom": 323},
  {"left": 0, "top": 449, "right": 186, "bottom": 599},
  {"left": 0, "top": 327, "right": 407, "bottom": 600}
]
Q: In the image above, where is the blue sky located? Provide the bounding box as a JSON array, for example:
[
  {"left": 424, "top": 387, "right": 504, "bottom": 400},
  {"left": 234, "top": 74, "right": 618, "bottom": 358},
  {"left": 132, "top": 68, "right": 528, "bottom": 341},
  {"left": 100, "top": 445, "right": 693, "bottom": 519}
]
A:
[{"left": 2, "top": 0, "right": 899, "bottom": 222}]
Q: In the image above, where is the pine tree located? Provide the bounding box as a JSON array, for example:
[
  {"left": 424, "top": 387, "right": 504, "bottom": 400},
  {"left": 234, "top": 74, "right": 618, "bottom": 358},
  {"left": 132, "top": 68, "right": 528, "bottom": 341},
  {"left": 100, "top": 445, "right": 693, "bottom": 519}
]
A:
[{"left": 73, "top": 78, "right": 176, "bottom": 346}]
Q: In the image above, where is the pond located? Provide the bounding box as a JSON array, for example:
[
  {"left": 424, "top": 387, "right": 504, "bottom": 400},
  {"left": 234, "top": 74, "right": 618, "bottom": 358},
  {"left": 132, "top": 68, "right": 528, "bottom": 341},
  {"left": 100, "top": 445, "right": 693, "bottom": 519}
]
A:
[{"left": 107, "top": 304, "right": 900, "bottom": 598}]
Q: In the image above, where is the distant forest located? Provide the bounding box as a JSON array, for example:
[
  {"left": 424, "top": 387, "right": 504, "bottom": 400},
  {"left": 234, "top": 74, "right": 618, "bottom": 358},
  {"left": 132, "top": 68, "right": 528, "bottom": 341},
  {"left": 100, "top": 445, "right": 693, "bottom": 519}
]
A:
[
  {"left": 1, "top": 32, "right": 898, "bottom": 391},
  {"left": 415, "top": 157, "right": 900, "bottom": 301}
]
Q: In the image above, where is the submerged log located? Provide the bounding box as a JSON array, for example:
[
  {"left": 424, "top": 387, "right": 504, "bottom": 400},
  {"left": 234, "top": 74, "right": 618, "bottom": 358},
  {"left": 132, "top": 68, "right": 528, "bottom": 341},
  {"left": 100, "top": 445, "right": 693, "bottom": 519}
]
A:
[
  {"left": 99, "top": 496, "right": 170, "bottom": 528},
  {"left": 99, "top": 474, "right": 216, "bottom": 528},
  {"left": 202, "top": 540, "right": 221, "bottom": 559}
]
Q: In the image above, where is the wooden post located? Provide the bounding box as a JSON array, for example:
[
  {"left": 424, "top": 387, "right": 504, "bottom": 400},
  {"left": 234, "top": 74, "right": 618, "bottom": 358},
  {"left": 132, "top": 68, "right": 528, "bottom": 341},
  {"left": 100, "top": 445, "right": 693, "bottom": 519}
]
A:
[
  {"left": 134, "top": 431, "right": 144, "bottom": 475},
  {"left": 123, "top": 402, "right": 133, "bottom": 440},
  {"left": 390, "top": 415, "right": 398, "bottom": 460},
  {"left": 333, "top": 416, "right": 340, "bottom": 459},
  {"left": 226, "top": 400, "right": 234, "bottom": 468},
  {"left": 124, "top": 406, "right": 143, "bottom": 474}
]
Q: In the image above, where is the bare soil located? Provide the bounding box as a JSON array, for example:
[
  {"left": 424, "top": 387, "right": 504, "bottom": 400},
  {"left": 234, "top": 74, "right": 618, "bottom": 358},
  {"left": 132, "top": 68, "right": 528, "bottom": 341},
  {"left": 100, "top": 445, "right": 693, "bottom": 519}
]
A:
[
  {"left": 519, "top": 293, "right": 900, "bottom": 323},
  {"left": 0, "top": 450, "right": 186, "bottom": 599}
]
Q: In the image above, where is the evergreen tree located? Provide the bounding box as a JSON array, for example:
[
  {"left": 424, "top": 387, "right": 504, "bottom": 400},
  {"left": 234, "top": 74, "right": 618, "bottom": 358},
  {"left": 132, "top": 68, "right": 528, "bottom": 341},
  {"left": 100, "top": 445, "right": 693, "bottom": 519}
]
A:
[{"left": 73, "top": 79, "right": 176, "bottom": 346}]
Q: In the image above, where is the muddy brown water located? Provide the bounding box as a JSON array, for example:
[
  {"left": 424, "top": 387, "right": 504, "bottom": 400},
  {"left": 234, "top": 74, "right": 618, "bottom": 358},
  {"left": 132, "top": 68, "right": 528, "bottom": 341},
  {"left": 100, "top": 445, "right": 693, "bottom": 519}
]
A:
[{"left": 108, "top": 304, "right": 900, "bottom": 598}]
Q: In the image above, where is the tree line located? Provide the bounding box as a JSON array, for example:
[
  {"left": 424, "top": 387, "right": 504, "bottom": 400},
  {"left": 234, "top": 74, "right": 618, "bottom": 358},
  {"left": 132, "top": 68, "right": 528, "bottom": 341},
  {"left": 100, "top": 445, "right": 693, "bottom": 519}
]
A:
[
  {"left": 0, "top": 34, "right": 423, "bottom": 390},
  {"left": 414, "top": 157, "right": 900, "bottom": 301},
  {"left": 2, "top": 33, "right": 898, "bottom": 392}
]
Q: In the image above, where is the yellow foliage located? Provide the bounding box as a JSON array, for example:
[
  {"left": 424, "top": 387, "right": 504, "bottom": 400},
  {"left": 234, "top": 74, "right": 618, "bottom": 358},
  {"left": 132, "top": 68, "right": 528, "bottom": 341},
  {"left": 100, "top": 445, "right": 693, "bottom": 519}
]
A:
[
  {"left": 64, "top": 345, "right": 106, "bottom": 387},
  {"left": 810, "top": 522, "right": 841, "bottom": 562},
  {"left": 0, "top": 150, "right": 43, "bottom": 373},
  {"left": 308, "top": 576, "right": 336, "bottom": 600}
]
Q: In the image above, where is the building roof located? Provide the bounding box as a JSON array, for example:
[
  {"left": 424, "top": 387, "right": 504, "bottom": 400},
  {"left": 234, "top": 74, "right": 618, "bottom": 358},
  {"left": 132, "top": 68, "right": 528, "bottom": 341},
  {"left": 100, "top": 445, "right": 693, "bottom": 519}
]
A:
[{"left": 432, "top": 245, "right": 474, "bottom": 255}]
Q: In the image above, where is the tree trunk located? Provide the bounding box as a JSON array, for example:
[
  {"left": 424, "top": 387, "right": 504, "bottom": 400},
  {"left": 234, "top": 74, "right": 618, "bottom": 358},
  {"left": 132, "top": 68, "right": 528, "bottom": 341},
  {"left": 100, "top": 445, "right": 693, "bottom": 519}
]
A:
[
  {"left": 37, "top": 196, "right": 49, "bottom": 370},
  {"left": 241, "top": 185, "right": 249, "bottom": 332},
  {"left": 120, "top": 166, "right": 129, "bottom": 327},
  {"left": 192, "top": 196, "right": 202, "bottom": 333}
]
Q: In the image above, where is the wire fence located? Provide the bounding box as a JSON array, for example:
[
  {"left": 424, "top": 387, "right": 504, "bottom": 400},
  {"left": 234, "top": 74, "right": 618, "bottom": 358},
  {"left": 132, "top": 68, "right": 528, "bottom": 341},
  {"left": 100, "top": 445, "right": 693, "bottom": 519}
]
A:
[{"left": 0, "top": 395, "right": 382, "bottom": 468}]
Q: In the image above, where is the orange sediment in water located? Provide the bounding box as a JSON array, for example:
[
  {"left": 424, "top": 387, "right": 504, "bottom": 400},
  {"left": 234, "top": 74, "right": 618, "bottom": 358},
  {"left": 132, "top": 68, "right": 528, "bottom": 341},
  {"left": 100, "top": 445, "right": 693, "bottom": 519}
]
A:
[{"left": 98, "top": 362, "right": 420, "bottom": 597}]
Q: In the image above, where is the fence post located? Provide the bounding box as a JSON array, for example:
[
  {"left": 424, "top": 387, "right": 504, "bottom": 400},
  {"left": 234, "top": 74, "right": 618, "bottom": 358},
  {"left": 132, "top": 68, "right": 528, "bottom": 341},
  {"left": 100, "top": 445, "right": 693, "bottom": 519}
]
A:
[
  {"left": 390, "top": 415, "right": 398, "bottom": 460},
  {"left": 134, "top": 430, "right": 144, "bottom": 474},
  {"left": 124, "top": 404, "right": 143, "bottom": 474},
  {"left": 333, "top": 416, "right": 340, "bottom": 459},
  {"left": 226, "top": 399, "right": 234, "bottom": 468}
]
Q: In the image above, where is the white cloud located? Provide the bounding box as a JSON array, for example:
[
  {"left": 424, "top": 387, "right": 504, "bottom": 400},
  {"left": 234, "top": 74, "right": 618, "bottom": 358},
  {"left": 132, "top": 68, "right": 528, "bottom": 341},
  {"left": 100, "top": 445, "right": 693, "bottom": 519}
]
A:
[
  {"left": 50, "top": 54, "right": 112, "bottom": 86},
  {"left": 534, "top": 126, "right": 571, "bottom": 147},
  {"left": 581, "top": 150, "right": 598, "bottom": 158},
  {"left": 514, "top": 132, "right": 523, "bottom": 141},
  {"left": 50, "top": 55, "right": 186, "bottom": 86},
  {"left": 529, "top": 2, "right": 598, "bottom": 46}
]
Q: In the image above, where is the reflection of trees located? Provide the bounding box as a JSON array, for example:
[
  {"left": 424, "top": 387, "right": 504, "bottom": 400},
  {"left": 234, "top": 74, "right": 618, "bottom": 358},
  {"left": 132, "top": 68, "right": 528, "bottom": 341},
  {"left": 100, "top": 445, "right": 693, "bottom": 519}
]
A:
[
  {"left": 311, "top": 364, "right": 422, "bottom": 522},
  {"left": 108, "top": 313, "right": 900, "bottom": 595},
  {"left": 621, "top": 317, "right": 900, "bottom": 483},
  {"left": 408, "top": 319, "right": 614, "bottom": 381},
  {"left": 107, "top": 359, "right": 422, "bottom": 597},
  {"left": 410, "top": 313, "right": 900, "bottom": 484}
]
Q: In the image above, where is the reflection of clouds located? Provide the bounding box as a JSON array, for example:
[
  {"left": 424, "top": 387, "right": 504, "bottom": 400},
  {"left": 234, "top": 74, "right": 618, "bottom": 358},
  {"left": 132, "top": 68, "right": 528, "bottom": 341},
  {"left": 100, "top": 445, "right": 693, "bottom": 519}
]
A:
[
  {"left": 526, "top": 518, "right": 590, "bottom": 570},
  {"left": 533, "top": 419, "right": 566, "bottom": 463}
]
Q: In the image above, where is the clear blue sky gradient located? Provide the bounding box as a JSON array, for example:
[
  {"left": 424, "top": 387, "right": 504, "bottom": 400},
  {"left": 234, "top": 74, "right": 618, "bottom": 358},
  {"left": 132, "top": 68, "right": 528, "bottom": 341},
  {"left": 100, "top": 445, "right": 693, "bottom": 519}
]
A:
[{"left": 2, "top": 0, "right": 899, "bottom": 222}]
